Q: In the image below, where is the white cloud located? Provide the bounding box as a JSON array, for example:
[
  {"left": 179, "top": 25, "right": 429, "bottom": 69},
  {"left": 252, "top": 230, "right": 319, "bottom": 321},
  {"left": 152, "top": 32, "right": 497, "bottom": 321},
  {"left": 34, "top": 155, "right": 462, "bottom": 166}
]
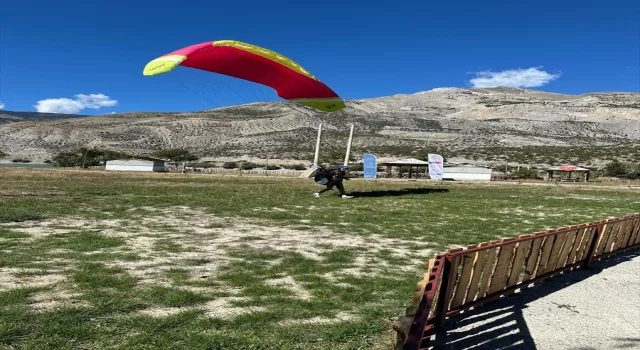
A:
[
  {"left": 469, "top": 67, "right": 560, "bottom": 88},
  {"left": 0, "top": 101, "right": 5, "bottom": 109},
  {"left": 34, "top": 93, "right": 117, "bottom": 114}
]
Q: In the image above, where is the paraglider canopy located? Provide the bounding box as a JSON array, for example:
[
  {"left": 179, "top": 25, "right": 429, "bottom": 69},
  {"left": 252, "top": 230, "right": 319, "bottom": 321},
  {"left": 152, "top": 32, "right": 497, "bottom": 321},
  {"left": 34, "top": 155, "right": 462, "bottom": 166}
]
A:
[{"left": 143, "top": 40, "right": 345, "bottom": 112}]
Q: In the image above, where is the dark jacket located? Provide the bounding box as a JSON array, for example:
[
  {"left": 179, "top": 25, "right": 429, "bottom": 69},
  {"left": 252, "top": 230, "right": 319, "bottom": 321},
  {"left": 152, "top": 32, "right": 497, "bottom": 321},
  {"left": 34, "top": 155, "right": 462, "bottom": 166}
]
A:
[{"left": 329, "top": 168, "right": 349, "bottom": 183}]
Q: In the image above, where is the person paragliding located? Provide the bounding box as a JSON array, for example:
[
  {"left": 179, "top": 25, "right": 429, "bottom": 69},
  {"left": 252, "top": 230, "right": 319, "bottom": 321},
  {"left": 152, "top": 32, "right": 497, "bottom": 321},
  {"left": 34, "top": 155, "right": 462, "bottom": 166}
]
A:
[{"left": 313, "top": 165, "right": 353, "bottom": 199}]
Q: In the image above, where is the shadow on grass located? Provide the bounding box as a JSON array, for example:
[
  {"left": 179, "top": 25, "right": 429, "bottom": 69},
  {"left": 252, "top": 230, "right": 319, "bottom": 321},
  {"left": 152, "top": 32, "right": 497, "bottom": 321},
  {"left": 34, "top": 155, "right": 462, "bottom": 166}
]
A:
[
  {"left": 430, "top": 249, "right": 640, "bottom": 350},
  {"left": 348, "top": 188, "right": 450, "bottom": 198}
]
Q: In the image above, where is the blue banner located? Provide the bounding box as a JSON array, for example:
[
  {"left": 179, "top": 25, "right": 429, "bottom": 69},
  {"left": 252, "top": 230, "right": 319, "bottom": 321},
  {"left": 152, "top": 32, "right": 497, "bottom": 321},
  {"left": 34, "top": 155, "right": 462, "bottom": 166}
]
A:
[{"left": 363, "top": 153, "right": 377, "bottom": 179}]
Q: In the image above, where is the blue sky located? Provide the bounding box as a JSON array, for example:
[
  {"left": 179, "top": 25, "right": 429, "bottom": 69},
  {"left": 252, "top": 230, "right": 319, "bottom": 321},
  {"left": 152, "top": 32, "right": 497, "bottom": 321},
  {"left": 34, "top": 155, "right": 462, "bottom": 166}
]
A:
[{"left": 0, "top": 0, "right": 638, "bottom": 114}]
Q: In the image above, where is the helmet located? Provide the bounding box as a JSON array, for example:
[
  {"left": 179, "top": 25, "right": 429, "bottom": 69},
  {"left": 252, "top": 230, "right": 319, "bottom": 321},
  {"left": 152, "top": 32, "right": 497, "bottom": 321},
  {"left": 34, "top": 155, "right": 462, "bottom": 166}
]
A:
[{"left": 338, "top": 165, "right": 348, "bottom": 170}]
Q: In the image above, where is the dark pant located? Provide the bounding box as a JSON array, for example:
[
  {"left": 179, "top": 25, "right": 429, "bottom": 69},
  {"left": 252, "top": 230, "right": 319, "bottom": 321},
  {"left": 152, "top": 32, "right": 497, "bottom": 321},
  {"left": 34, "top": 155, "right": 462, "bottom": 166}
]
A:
[{"left": 318, "top": 181, "right": 346, "bottom": 196}]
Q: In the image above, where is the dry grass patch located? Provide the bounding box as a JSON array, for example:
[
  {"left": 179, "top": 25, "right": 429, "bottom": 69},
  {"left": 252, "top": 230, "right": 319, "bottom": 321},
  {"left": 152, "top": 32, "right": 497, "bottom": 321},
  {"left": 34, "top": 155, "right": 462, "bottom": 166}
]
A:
[{"left": 1, "top": 168, "right": 638, "bottom": 349}]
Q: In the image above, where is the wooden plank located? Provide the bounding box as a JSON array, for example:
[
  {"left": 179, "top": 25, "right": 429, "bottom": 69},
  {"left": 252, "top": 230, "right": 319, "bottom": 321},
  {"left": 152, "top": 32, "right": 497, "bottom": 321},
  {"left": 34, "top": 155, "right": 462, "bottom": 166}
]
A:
[
  {"left": 537, "top": 234, "right": 557, "bottom": 275},
  {"left": 487, "top": 242, "right": 517, "bottom": 295},
  {"left": 408, "top": 258, "right": 436, "bottom": 314},
  {"left": 444, "top": 255, "right": 462, "bottom": 312},
  {"left": 450, "top": 249, "right": 477, "bottom": 309},
  {"left": 604, "top": 221, "right": 623, "bottom": 254},
  {"left": 523, "top": 236, "right": 544, "bottom": 282},
  {"left": 618, "top": 218, "right": 635, "bottom": 250},
  {"left": 428, "top": 277, "right": 441, "bottom": 319},
  {"left": 463, "top": 246, "right": 489, "bottom": 305},
  {"left": 610, "top": 221, "right": 626, "bottom": 253},
  {"left": 631, "top": 218, "right": 640, "bottom": 246},
  {"left": 476, "top": 245, "right": 499, "bottom": 298},
  {"left": 578, "top": 226, "right": 596, "bottom": 261},
  {"left": 613, "top": 219, "right": 630, "bottom": 251},
  {"left": 621, "top": 218, "right": 638, "bottom": 248},
  {"left": 507, "top": 239, "right": 531, "bottom": 288},
  {"left": 594, "top": 223, "right": 612, "bottom": 257},
  {"left": 543, "top": 231, "right": 568, "bottom": 274},
  {"left": 555, "top": 229, "right": 578, "bottom": 270},
  {"left": 428, "top": 257, "right": 445, "bottom": 319},
  {"left": 628, "top": 217, "right": 639, "bottom": 245},
  {"left": 632, "top": 218, "right": 640, "bottom": 246},
  {"left": 567, "top": 227, "right": 586, "bottom": 265}
]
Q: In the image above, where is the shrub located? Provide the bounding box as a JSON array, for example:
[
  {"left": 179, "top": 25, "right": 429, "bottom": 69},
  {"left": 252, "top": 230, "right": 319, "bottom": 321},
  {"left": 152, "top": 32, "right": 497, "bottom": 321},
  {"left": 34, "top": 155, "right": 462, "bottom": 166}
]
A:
[
  {"left": 349, "top": 163, "right": 364, "bottom": 171},
  {"left": 222, "top": 162, "right": 238, "bottom": 169},
  {"left": 240, "top": 162, "right": 257, "bottom": 170},
  {"left": 286, "top": 164, "right": 307, "bottom": 171},
  {"left": 152, "top": 148, "right": 198, "bottom": 162}
]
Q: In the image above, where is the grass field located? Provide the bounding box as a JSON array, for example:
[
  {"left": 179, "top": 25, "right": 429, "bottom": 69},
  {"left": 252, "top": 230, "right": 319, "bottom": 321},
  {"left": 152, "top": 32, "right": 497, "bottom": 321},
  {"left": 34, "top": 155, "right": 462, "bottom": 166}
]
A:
[{"left": 1, "top": 168, "right": 639, "bottom": 349}]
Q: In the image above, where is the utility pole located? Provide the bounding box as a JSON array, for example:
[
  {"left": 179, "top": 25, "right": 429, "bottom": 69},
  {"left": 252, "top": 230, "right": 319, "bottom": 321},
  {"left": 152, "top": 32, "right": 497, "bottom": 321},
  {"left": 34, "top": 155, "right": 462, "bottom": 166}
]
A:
[
  {"left": 344, "top": 124, "right": 355, "bottom": 167},
  {"left": 313, "top": 123, "right": 323, "bottom": 167},
  {"left": 505, "top": 159, "right": 508, "bottom": 178},
  {"left": 82, "top": 148, "right": 88, "bottom": 169}
]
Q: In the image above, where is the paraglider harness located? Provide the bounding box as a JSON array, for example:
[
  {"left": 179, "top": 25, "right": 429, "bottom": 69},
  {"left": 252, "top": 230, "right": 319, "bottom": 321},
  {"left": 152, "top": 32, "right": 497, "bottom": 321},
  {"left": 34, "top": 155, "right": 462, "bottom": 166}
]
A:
[{"left": 314, "top": 166, "right": 333, "bottom": 185}]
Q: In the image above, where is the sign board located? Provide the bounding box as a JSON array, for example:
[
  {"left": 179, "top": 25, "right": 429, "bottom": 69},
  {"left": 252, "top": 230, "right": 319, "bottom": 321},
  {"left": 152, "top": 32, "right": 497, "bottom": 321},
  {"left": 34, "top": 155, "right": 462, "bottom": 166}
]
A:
[
  {"left": 363, "top": 154, "right": 378, "bottom": 179},
  {"left": 428, "top": 154, "right": 444, "bottom": 180}
]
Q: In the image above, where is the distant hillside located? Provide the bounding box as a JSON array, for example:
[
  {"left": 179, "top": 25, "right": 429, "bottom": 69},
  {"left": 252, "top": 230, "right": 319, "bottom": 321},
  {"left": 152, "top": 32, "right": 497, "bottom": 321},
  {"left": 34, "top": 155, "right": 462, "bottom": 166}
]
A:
[
  {"left": 0, "top": 110, "right": 87, "bottom": 124},
  {"left": 0, "top": 87, "right": 638, "bottom": 167}
]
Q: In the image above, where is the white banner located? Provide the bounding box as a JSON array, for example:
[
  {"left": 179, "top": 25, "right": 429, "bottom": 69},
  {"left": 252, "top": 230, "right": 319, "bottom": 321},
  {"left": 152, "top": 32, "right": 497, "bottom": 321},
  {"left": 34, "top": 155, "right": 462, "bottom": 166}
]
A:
[{"left": 428, "top": 154, "right": 444, "bottom": 180}]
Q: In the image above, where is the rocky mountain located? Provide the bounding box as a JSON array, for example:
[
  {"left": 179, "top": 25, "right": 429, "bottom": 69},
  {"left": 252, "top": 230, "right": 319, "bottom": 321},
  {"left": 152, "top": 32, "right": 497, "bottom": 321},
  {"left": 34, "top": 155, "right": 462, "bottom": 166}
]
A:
[
  {"left": 0, "top": 110, "right": 87, "bottom": 124},
  {"left": 0, "top": 87, "right": 638, "bottom": 166}
]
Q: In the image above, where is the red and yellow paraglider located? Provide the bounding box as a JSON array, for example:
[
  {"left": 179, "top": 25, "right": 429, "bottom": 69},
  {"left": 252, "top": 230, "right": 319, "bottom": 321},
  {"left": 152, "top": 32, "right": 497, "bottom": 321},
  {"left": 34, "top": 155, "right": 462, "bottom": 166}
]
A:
[{"left": 143, "top": 40, "right": 345, "bottom": 112}]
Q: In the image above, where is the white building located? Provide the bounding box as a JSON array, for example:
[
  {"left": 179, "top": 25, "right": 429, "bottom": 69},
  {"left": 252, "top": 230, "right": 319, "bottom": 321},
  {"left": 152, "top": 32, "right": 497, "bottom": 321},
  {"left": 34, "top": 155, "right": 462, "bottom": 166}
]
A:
[
  {"left": 443, "top": 166, "right": 492, "bottom": 181},
  {"left": 105, "top": 157, "right": 166, "bottom": 172}
]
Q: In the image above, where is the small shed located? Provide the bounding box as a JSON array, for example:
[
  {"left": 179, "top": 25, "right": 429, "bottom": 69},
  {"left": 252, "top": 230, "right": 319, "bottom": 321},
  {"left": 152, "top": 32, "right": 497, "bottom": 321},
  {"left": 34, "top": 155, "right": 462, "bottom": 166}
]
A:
[
  {"left": 105, "top": 156, "right": 166, "bottom": 172},
  {"left": 442, "top": 166, "right": 492, "bottom": 181},
  {"left": 545, "top": 165, "right": 590, "bottom": 182},
  {"left": 381, "top": 158, "right": 430, "bottom": 178}
]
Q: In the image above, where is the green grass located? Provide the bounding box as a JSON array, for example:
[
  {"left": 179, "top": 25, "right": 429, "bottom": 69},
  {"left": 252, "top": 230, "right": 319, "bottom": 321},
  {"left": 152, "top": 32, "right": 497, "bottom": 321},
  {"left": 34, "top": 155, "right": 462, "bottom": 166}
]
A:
[{"left": 0, "top": 168, "right": 638, "bottom": 349}]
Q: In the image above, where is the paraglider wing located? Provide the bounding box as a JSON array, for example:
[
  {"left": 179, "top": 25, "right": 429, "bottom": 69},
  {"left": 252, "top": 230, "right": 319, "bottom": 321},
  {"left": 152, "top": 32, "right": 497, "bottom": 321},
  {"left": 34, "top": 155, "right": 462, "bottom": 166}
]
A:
[{"left": 143, "top": 40, "right": 345, "bottom": 112}]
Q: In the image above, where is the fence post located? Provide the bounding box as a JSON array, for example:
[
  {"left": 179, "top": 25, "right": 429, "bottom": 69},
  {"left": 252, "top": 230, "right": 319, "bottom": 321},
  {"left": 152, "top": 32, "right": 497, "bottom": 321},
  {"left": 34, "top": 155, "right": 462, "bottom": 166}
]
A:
[
  {"left": 401, "top": 257, "right": 441, "bottom": 350},
  {"left": 434, "top": 255, "right": 456, "bottom": 329},
  {"left": 584, "top": 223, "right": 603, "bottom": 268}
]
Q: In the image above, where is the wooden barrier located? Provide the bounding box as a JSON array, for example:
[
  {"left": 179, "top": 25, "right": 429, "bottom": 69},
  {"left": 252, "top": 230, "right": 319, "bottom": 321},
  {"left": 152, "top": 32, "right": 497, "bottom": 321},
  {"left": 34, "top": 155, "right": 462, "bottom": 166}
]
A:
[{"left": 396, "top": 213, "right": 640, "bottom": 350}]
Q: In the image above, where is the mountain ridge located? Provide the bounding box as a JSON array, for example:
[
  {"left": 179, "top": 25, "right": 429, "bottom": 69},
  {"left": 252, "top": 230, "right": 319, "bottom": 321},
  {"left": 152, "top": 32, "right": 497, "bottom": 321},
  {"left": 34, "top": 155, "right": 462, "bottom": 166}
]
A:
[{"left": 1, "top": 87, "right": 638, "bottom": 166}]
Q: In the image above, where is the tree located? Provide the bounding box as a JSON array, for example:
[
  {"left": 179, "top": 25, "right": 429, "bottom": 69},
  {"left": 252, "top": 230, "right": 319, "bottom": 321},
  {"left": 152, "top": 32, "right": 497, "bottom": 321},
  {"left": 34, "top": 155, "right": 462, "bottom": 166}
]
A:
[
  {"left": 627, "top": 164, "right": 640, "bottom": 179},
  {"left": 0, "top": 150, "right": 7, "bottom": 159},
  {"left": 603, "top": 160, "right": 628, "bottom": 177},
  {"left": 222, "top": 162, "right": 238, "bottom": 169},
  {"left": 52, "top": 151, "right": 82, "bottom": 167},
  {"left": 511, "top": 168, "right": 538, "bottom": 179},
  {"left": 152, "top": 149, "right": 199, "bottom": 163},
  {"left": 239, "top": 162, "right": 257, "bottom": 170},
  {"left": 287, "top": 164, "right": 306, "bottom": 170},
  {"left": 52, "top": 148, "right": 130, "bottom": 168}
]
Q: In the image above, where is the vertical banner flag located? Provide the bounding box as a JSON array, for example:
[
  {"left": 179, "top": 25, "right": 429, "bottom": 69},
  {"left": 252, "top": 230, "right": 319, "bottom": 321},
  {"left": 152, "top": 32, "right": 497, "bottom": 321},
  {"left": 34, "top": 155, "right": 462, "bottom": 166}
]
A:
[
  {"left": 363, "top": 154, "right": 378, "bottom": 179},
  {"left": 428, "top": 154, "right": 444, "bottom": 180}
]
